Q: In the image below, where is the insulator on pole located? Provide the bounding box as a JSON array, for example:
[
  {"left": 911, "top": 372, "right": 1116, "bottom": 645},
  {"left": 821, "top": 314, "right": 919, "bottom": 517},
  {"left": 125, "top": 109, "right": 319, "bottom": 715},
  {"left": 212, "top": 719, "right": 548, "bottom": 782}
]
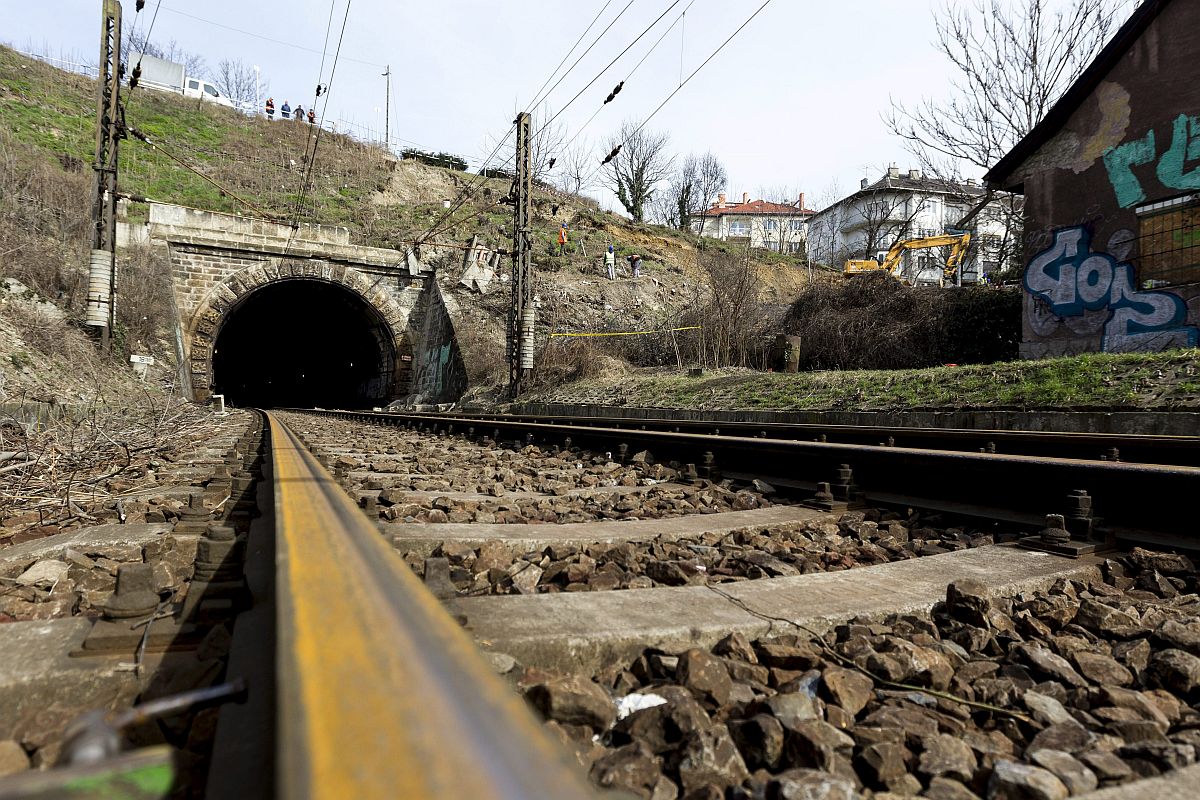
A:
[
  {"left": 604, "top": 81, "right": 624, "bottom": 104},
  {"left": 601, "top": 145, "right": 621, "bottom": 166}
]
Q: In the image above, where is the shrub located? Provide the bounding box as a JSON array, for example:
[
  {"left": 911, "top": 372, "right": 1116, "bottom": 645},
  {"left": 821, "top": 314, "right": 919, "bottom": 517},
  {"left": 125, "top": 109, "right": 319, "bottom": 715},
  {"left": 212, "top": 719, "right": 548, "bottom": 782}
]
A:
[{"left": 783, "top": 275, "right": 1020, "bottom": 369}]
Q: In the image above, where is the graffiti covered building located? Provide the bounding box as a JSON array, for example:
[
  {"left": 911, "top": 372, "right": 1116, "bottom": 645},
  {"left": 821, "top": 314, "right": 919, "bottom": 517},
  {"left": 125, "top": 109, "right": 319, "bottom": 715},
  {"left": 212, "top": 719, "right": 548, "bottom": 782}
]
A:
[{"left": 984, "top": 0, "right": 1200, "bottom": 358}]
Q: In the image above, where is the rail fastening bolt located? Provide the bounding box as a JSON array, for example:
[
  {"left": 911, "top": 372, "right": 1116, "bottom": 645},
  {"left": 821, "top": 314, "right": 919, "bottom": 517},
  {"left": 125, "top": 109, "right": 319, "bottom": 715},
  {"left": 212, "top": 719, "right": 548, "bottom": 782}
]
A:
[
  {"left": 1040, "top": 513, "right": 1071, "bottom": 544},
  {"left": 102, "top": 563, "right": 160, "bottom": 620}
]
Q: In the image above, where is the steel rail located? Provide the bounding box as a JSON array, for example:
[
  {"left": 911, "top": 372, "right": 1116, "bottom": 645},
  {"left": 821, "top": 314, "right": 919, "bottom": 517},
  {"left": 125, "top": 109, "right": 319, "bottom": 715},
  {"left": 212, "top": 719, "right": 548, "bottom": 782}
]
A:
[
  {"left": 287, "top": 410, "right": 1200, "bottom": 542},
  {"left": 425, "top": 411, "right": 1199, "bottom": 466},
  {"left": 266, "top": 413, "right": 594, "bottom": 799}
]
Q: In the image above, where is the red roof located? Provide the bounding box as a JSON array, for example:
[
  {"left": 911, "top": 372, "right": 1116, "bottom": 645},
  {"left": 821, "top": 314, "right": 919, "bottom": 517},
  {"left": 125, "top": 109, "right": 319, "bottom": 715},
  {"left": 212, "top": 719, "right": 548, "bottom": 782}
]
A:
[{"left": 700, "top": 199, "right": 815, "bottom": 217}]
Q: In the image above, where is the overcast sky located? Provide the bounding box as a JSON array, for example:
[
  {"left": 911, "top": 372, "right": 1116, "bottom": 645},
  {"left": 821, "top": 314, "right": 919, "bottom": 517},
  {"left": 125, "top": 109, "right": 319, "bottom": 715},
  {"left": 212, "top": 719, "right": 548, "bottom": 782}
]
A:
[{"left": 6, "top": 1, "right": 1127, "bottom": 213}]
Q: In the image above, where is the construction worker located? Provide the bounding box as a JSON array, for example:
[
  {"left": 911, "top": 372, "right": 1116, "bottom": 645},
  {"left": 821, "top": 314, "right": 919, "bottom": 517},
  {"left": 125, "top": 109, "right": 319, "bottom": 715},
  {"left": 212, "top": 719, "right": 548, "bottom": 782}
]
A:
[
  {"left": 557, "top": 223, "right": 569, "bottom": 256},
  {"left": 281, "top": 100, "right": 291, "bottom": 119},
  {"left": 307, "top": 108, "right": 316, "bottom": 125},
  {"left": 265, "top": 97, "right": 275, "bottom": 119},
  {"left": 627, "top": 253, "right": 642, "bottom": 278},
  {"left": 604, "top": 244, "right": 616, "bottom": 280}
]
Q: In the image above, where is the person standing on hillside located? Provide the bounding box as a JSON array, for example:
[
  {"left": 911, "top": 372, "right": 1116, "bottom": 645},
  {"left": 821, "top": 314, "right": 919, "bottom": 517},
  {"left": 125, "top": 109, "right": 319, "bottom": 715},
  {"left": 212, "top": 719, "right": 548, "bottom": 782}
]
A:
[
  {"left": 604, "top": 244, "right": 616, "bottom": 280},
  {"left": 281, "top": 100, "right": 291, "bottom": 120},
  {"left": 628, "top": 253, "right": 642, "bottom": 278},
  {"left": 294, "top": 104, "right": 304, "bottom": 122},
  {"left": 307, "top": 108, "right": 316, "bottom": 125},
  {"left": 265, "top": 97, "right": 275, "bottom": 119},
  {"left": 557, "top": 223, "right": 569, "bottom": 256}
]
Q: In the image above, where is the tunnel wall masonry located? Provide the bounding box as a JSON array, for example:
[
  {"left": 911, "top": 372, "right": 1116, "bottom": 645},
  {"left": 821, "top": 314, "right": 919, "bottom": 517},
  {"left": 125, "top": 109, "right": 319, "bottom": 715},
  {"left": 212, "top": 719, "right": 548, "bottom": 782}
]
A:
[{"left": 144, "top": 202, "right": 462, "bottom": 405}]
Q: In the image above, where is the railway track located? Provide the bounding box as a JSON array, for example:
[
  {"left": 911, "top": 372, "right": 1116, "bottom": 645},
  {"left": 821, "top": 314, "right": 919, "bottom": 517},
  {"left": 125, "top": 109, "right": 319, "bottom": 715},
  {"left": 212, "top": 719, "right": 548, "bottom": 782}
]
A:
[
  {"left": 429, "top": 410, "right": 1200, "bottom": 466},
  {"left": 287, "top": 409, "right": 1200, "bottom": 549},
  {"left": 7, "top": 408, "right": 1200, "bottom": 798}
]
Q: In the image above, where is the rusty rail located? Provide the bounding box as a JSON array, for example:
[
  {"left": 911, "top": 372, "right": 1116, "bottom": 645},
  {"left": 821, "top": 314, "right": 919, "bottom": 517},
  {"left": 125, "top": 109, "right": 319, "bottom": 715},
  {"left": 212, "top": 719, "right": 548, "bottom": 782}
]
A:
[{"left": 265, "top": 412, "right": 594, "bottom": 799}]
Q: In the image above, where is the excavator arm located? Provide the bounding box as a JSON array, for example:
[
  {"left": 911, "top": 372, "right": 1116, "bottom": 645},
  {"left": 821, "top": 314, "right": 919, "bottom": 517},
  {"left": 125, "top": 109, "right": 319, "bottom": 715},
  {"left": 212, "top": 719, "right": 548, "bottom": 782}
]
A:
[{"left": 844, "top": 233, "right": 972, "bottom": 283}]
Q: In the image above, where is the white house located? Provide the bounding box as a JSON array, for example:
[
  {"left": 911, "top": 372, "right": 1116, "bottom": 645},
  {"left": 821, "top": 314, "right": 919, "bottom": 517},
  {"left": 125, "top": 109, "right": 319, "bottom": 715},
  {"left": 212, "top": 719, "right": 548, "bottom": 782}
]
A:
[
  {"left": 806, "top": 167, "right": 1016, "bottom": 284},
  {"left": 692, "top": 192, "right": 816, "bottom": 254}
]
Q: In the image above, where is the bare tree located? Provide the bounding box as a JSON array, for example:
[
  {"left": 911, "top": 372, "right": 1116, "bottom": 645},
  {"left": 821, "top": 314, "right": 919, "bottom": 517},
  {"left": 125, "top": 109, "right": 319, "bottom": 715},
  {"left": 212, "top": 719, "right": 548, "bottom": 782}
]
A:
[
  {"left": 122, "top": 29, "right": 207, "bottom": 78},
  {"left": 212, "top": 58, "right": 260, "bottom": 106},
  {"left": 530, "top": 105, "right": 567, "bottom": 185},
  {"left": 885, "top": 0, "right": 1121, "bottom": 173},
  {"left": 602, "top": 120, "right": 674, "bottom": 223},
  {"left": 557, "top": 139, "right": 594, "bottom": 197},
  {"left": 658, "top": 152, "right": 728, "bottom": 230}
]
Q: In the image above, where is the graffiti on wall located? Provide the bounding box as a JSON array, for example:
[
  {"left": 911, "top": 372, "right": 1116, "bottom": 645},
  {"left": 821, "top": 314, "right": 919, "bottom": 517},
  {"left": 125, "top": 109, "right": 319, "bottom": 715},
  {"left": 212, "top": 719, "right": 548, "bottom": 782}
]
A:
[
  {"left": 1024, "top": 226, "right": 1198, "bottom": 351},
  {"left": 1103, "top": 113, "right": 1200, "bottom": 207}
]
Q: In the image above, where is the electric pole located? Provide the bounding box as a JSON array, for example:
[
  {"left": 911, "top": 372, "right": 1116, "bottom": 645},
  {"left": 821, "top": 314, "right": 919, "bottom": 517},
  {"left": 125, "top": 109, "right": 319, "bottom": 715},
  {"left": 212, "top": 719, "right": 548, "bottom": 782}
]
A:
[
  {"left": 382, "top": 65, "right": 391, "bottom": 151},
  {"left": 88, "top": 0, "right": 123, "bottom": 352},
  {"left": 508, "top": 112, "right": 533, "bottom": 397}
]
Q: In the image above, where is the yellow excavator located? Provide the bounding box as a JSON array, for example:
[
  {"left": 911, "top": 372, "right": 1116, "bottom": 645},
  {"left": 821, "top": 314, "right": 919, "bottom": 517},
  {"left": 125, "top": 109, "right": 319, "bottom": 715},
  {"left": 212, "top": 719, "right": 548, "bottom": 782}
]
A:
[{"left": 843, "top": 232, "right": 972, "bottom": 285}]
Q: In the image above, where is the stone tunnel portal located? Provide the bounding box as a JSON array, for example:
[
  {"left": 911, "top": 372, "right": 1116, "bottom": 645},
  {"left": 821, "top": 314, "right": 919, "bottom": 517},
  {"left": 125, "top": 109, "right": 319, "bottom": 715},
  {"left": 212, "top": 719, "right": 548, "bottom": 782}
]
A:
[{"left": 211, "top": 280, "right": 398, "bottom": 409}]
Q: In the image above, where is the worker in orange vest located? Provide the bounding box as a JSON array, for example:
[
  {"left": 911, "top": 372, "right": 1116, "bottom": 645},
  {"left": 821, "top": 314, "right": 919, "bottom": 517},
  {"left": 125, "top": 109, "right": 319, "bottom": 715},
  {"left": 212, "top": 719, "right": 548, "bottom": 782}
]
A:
[
  {"left": 557, "top": 223, "right": 569, "bottom": 256},
  {"left": 265, "top": 97, "right": 275, "bottom": 119},
  {"left": 307, "top": 108, "right": 316, "bottom": 125}
]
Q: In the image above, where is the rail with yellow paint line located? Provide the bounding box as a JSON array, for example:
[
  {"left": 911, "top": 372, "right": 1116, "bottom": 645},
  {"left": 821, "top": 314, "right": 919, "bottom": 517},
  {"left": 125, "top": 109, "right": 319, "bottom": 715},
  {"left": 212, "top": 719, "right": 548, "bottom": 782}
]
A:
[{"left": 266, "top": 413, "right": 595, "bottom": 799}]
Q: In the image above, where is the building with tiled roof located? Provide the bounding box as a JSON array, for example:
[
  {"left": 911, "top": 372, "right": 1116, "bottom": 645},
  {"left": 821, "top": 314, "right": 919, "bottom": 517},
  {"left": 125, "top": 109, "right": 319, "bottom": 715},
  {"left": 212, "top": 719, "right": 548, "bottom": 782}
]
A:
[
  {"left": 805, "top": 166, "right": 1016, "bottom": 285},
  {"left": 691, "top": 192, "right": 816, "bottom": 254}
]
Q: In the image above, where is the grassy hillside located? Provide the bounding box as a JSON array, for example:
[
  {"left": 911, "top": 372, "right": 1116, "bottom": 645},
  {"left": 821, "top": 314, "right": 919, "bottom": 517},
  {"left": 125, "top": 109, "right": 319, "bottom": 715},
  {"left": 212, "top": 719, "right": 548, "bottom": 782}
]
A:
[{"left": 520, "top": 349, "right": 1200, "bottom": 411}]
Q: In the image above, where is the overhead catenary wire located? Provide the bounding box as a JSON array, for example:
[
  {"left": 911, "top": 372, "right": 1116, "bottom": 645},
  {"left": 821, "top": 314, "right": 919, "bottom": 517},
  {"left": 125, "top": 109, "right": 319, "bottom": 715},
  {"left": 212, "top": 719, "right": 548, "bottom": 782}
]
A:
[
  {"left": 558, "top": 0, "right": 700, "bottom": 156},
  {"left": 127, "top": 127, "right": 282, "bottom": 222},
  {"left": 535, "top": 0, "right": 684, "bottom": 137},
  {"left": 286, "top": 0, "right": 354, "bottom": 243},
  {"left": 524, "top": 0, "right": 617, "bottom": 114},
  {"left": 584, "top": 0, "right": 774, "bottom": 188},
  {"left": 525, "top": 0, "right": 640, "bottom": 115},
  {"left": 411, "top": 0, "right": 677, "bottom": 250},
  {"left": 156, "top": 5, "right": 386, "bottom": 68},
  {"left": 420, "top": 0, "right": 688, "bottom": 247}
]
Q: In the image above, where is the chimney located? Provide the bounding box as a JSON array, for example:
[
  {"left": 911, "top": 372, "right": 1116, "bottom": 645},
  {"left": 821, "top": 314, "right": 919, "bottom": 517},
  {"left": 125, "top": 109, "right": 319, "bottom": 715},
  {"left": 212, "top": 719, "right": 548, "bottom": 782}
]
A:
[
  {"left": 860, "top": 178, "right": 869, "bottom": 190},
  {"left": 887, "top": 164, "right": 900, "bottom": 179},
  {"left": 908, "top": 169, "right": 921, "bottom": 179},
  {"left": 965, "top": 177, "right": 977, "bottom": 186},
  {"left": 742, "top": 192, "right": 749, "bottom": 205},
  {"left": 797, "top": 192, "right": 805, "bottom": 210}
]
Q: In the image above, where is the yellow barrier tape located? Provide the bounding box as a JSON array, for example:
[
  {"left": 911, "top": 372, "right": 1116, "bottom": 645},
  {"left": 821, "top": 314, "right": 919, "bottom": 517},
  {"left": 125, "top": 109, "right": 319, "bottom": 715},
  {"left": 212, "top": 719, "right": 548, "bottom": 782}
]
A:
[{"left": 549, "top": 326, "right": 702, "bottom": 338}]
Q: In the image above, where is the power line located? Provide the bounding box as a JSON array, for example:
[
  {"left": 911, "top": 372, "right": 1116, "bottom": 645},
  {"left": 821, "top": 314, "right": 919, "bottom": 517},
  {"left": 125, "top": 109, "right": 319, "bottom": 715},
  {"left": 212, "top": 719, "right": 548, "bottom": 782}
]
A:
[
  {"left": 287, "top": 0, "right": 354, "bottom": 237},
  {"left": 525, "top": 0, "right": 616, "bottom": 112},
  {"left": 128, "top": 126, "right": 282, "bottom": 222},
  {"left": 536, "top": 0, "right": 683, "bottom": 136},
  {"left": 559, "top": 0, "right": 700, "bottom": 155},
  {"left": 585, "top": 0, "right": 774, "bottom": 188},
  {"left": 155, "top": 4, "right": 386, "bottom": 68},
  {"left": 527, "top": 0, "right": 640, "bottom": 115},
  {"left": 412, "top": 0, "right": 671, "bottom": 249}
]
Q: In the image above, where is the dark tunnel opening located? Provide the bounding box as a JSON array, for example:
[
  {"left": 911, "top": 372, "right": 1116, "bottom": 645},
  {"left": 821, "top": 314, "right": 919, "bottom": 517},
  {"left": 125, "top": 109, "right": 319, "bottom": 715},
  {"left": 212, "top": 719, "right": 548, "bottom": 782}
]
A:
[{"left": 212, "top": 280, "right": 396, "bottom": 409}]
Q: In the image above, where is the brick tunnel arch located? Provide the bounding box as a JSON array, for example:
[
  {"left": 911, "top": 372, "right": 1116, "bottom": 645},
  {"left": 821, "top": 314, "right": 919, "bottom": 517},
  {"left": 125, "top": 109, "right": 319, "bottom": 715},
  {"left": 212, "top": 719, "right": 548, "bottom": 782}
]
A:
[{"left": 187, "top": 262, "right": 412, "bottom": 408}]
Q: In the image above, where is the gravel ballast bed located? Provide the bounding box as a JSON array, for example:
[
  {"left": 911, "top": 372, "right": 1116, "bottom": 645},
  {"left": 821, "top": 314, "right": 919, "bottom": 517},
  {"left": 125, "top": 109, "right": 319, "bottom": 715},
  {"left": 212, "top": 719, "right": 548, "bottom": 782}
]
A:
[
  {"left": 518, "top": 546, "right": 1200, "bottom": 799},
  {"left": 403, "top": 509, "right": 1002, "bottom": 597}
]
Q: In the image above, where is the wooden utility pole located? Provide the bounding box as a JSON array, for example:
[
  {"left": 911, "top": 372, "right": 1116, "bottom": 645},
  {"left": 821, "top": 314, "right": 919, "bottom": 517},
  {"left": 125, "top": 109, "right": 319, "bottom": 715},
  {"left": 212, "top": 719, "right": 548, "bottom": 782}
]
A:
[
  {"left": 88, "top": 0, "right": 123, "bottom": 351},
  {"left": 508, "top": 112, "right": 533, "bottom": 397},
  {"left": 382, "top": 65, "right": 391, "bottom": 150}
]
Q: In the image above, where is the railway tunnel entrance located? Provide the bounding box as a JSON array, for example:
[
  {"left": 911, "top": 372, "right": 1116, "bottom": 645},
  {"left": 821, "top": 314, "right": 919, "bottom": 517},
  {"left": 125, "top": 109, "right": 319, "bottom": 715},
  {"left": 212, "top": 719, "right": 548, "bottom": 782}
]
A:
[{"left": 211, "top": 280, "right": 401, "bottom": 408}]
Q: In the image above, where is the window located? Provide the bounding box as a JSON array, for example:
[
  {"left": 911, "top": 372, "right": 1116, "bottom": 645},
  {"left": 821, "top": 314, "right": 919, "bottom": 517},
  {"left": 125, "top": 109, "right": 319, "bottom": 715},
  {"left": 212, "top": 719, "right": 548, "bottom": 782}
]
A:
[
  {"left": 728, "top": 219, "right": 750, "bottom": 237},
  {"left": 787, "top": 242, "right": 805, "bottom": 254},
  {"left": 187, "top": 80, "right": 200, "bottom": 89},
  {"left": 204, "top": 84, "right": 220, "bottom": 97},
  {"left": 1136, "top": 196, "right": 1200, "bottom": 287},
  {"left": 764, "top": 219, "right": 778, "bottom": 231},
  {"left": 789, "top": 219, "right": 805, "bottom": 232}
]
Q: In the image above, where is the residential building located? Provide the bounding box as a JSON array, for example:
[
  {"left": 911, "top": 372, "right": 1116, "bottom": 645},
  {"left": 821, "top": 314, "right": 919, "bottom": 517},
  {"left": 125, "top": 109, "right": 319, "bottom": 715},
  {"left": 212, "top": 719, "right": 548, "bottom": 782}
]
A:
[
  {"left": 984, "top": 0, "right": 1199, "bottom": 358},
  {"left": 692, "top": 192, "right": 815, "bottom": 254},
  {"left": 805, "top": 167, "right": 1016, "bottom": 285}
]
